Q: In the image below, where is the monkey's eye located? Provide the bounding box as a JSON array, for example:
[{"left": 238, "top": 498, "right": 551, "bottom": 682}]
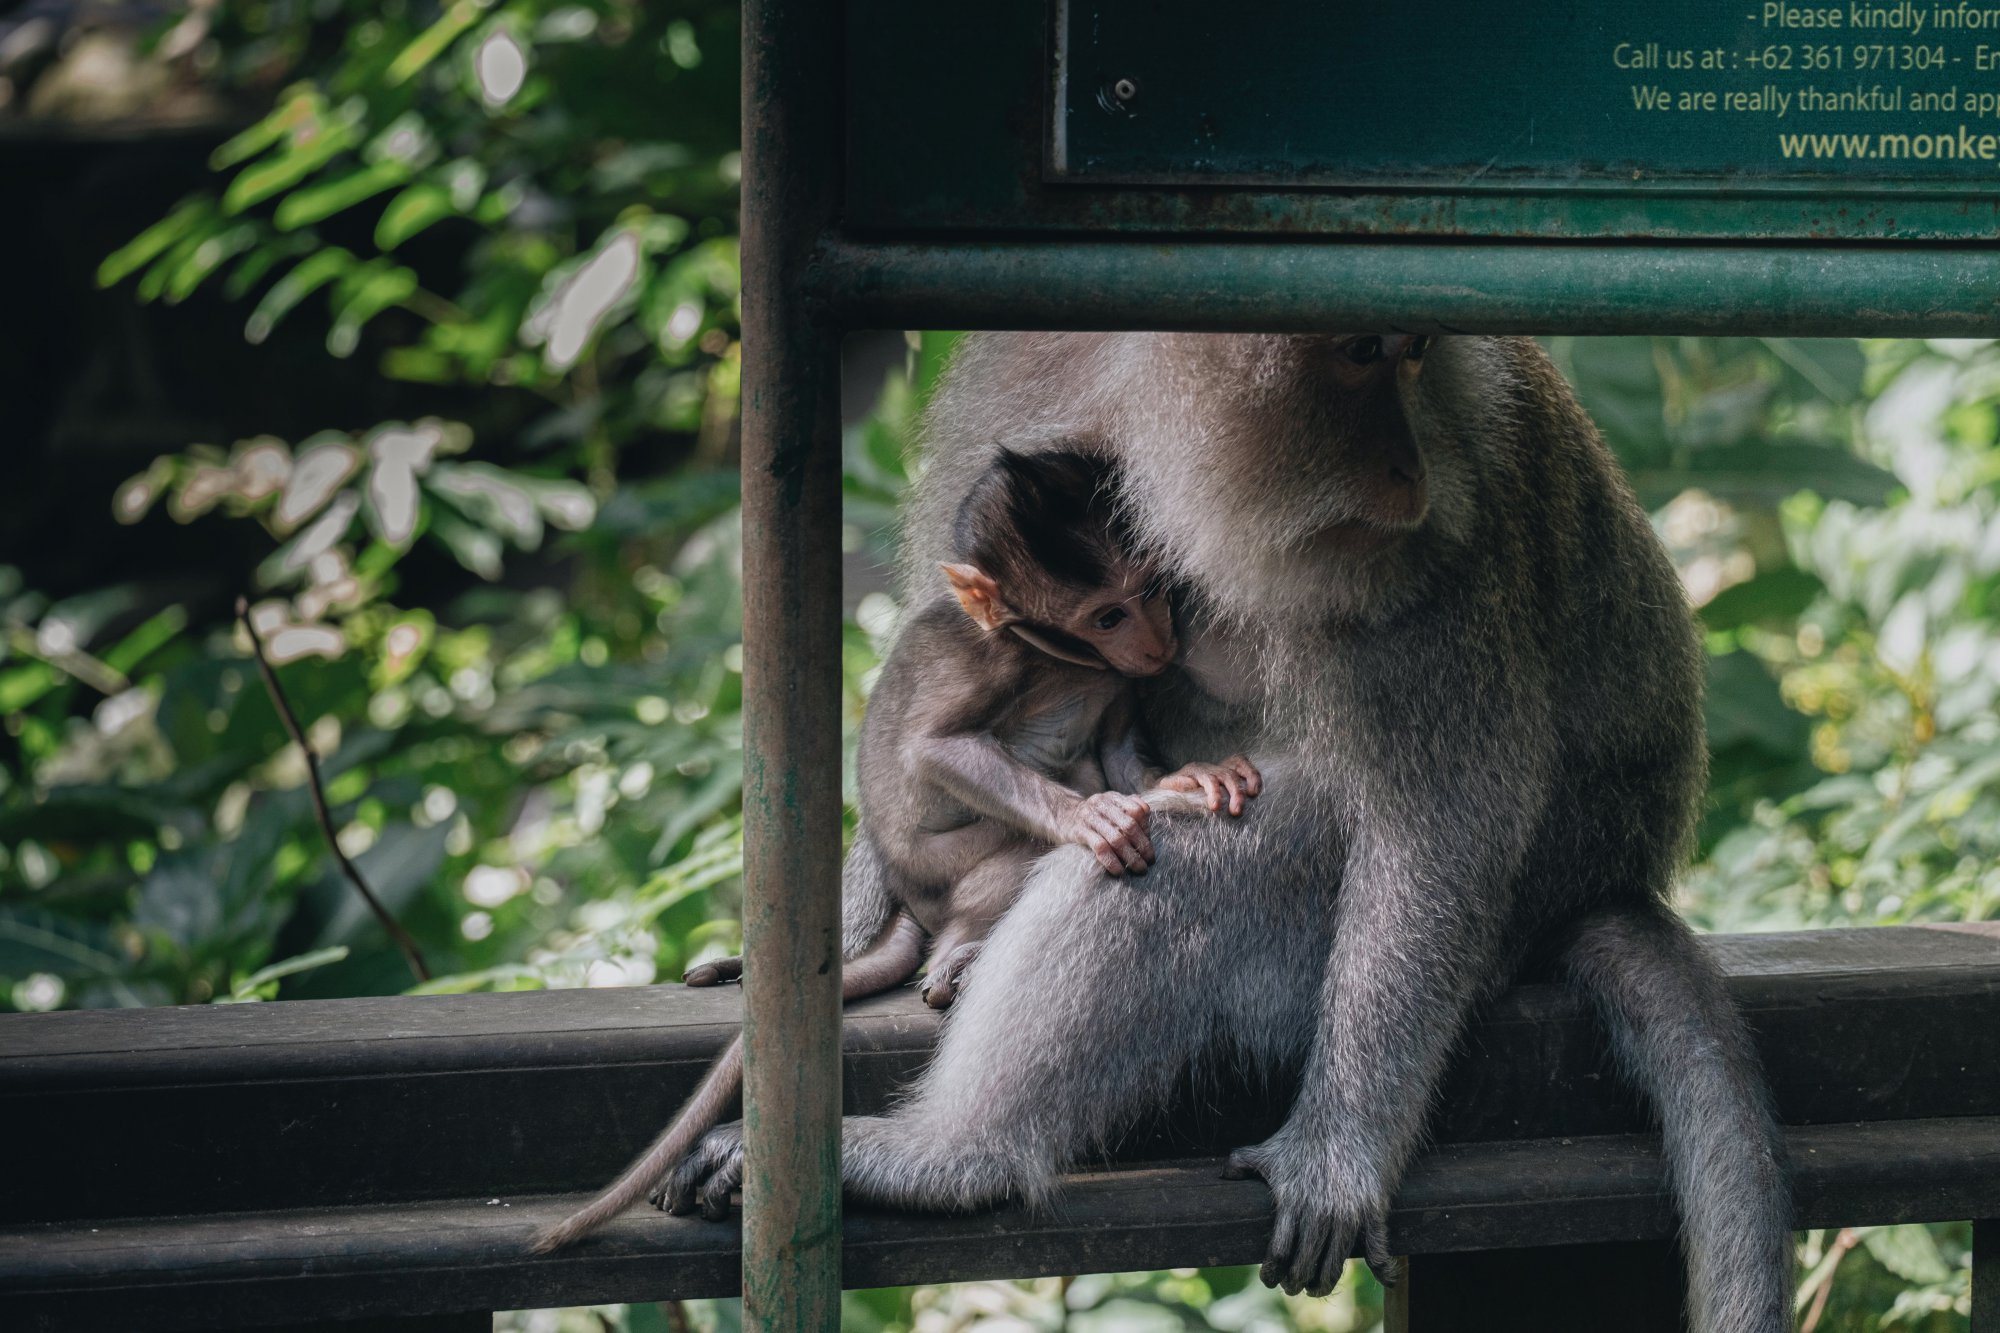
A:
[
  {"left": 1095, "top": 607, "right": 1128, "bottom": 631},
  {"left": 1408, "top": 335, "right": 1432, "bottom": 361},
  {"left": 1345, "top": 336, "right": 1386, "bottom": 366}
]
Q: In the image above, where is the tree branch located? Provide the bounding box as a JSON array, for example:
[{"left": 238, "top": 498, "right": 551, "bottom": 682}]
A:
[{"left": 236, "top": 598, "right": 431, "bottom": 983}]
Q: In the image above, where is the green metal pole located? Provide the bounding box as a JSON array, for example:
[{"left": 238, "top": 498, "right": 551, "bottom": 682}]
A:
[
  {"left": 813, "top": 237, "right": 2000, "bottom": 337},
  {"left": 740, "top": 0, "right": 843, "bottom": 1330}
]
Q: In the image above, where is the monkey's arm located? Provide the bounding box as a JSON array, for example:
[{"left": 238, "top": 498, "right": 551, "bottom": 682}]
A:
[{"left": 914, "top": 731, "right": 1152, "bottom": 876}]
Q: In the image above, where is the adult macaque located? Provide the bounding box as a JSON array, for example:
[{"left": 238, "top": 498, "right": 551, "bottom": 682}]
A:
[
  {"left": 655, "top": 334, "right": 1791, "bottom": 1333},
  {"left": 531, "top": 445, "right": 1257, "bottom": 1254}
]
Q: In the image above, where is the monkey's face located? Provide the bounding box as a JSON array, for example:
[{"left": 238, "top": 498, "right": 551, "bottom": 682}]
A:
[
  {"left": 1111, "top": 332, "right": 1445, "bottom": 622},
  {"left": 1061, "top": 559, "right": 1177, "bottom": 677}
]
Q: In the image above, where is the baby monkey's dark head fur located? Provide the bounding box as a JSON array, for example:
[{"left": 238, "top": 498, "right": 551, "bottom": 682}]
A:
[{"left": 942, "top": 446, "right": 1177, "bottom": 677}]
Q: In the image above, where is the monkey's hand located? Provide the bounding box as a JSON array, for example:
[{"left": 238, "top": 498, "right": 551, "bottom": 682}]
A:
[
  {"left": 654, "top": 1121, "right": 746, "bottom": 1222},
  {"left": 1064, "top": 791, "right": 1154, "bottom": 875},
  {"left": 1156, "top": 755, "right": 1262, "bottom": 816},
  {"left": 1222, "top": 1134, "right": 1396, "bottom": 1297}
]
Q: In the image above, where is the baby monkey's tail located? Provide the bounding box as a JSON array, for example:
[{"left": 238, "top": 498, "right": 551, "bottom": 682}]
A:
[{"left": 529, "top": 912, "right": 925, "bottom": 1253}]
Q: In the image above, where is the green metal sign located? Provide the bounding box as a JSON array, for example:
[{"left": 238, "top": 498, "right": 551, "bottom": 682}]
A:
[{"left": 1057, "top": 1, "right": 2000, "bottom": 190}]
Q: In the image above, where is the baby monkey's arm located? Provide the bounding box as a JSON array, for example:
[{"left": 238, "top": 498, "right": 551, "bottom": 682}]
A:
[
  {"left": 1156, "top": 755, "right": 1262, "bottom": 816},
  {"left": 915, "top": 730, "right": 1154, "bottom": 876},
  {"left": 1099, "top": 696, "right": 1261, "bottom": 817}
]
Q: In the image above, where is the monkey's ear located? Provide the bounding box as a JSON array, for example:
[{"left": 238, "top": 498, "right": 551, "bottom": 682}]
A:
[{"left": 941, "top": 562, "right": 1013, "bottom": 631}]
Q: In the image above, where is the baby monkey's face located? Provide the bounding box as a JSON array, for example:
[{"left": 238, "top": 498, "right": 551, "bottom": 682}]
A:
[{"left": 1064, "top": 557, "right": 1177, "bottom": 678}]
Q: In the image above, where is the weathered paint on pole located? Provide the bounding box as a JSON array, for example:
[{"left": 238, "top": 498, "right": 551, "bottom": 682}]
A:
[
  {"left": 814, "top": 238, "right": 2000, "bottom": 338},
  {"left": 740, "top": 0, "right": 843, "bottom": 1329}
]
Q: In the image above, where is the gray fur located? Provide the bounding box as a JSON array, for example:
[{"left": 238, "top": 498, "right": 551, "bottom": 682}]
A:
[{"left": 663, "top": 333, "right": 1791, "bottom": 1330}]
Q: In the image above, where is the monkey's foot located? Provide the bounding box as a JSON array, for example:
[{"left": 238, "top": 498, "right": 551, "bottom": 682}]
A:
[
  {"left": 655, "top": 1121, "right": 746, "bottom": 1222},
  {"left": 683, "top": 955, "right": 743, "bottom": 987},
  {"left": 1223, "top": 1140, "right": 1396, "bottom": 1297},
  {"left": 920, "top": 942, "right": 984, "bottom": 1009}
]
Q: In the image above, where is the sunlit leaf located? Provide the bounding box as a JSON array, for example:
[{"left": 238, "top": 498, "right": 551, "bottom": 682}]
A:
[
  {"left": 223, "top": 946, "right": 351, "bottom": 1002},
  {"left": 362, "top": 422, "right": 448, "bottom": 545},
  {"left": 276, "top": 439, "right": 361, "bottom": 530},
  {"left": 113, "top": 457, "right": 176, "bottom": 525},
  {"left": 1861, "top": 1225, "right": 1953, "bottom": 1284},
  {"left": 428, "top": 462, "right": 542, "bottom": 547},
  {"left": 98, "top": 198, "right": 213, "bottom": 289},
  {"left": 274, "top": 161, "right": 409, "bottom": 232},
  {"left": 268, "top": 624, "right": 346, "bottom": 663},
  {"left": 164, "top": 224, "right": 261, "bottom": 304},
  {"left": 327, "top": 262, "right": 418, "bottom": 357},
  {"left": 431, "top": 512, "right": 504, "bottom": 578},
  {"left": 385, "top": 0, "right": 487, "bottom": 85},
  {"left": 277, "top": 491, "right": 361, "bottom": 572},
  {"left": 101, "top": 606, "right": 189, "bottom": 675},
  {"left": 209, "top": 87, "right": 317, "bottom": 169},
  {"left": 222, "top": 121, "right": 358, "bottom": 215},
  {"left": 246, "top": 249, "right": 355, "bottom": 344},
  {"left": 375, "top": 181, "right": 457, "bottom": 250}
]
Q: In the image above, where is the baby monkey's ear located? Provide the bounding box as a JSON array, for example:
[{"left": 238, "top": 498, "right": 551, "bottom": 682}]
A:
[{"left": 941, "top": 562, "right": 1013, "bottom": 631}]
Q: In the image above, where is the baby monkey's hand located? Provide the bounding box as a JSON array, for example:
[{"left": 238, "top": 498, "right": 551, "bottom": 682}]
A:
[
  {"left": 1066, "top": 791, "right": 1155, "bottom": 876},
  {"left": 1157, "top": 755, "right": 1262, "bottom": 816}
]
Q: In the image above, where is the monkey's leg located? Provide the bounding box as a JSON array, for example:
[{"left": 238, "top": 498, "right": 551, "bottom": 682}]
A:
[
  {"left": 1561, "top": 902, "right": 1791, "bottom": 1333},
  {"left": 918, "top": 842, "right": 1036, "bottom": 1009},
  {"left": 919, "top": 941, "right": 982, "bottom": 1010},
  {"left": 664, "top": 773, "right": 1332, "bottom": 1220}
]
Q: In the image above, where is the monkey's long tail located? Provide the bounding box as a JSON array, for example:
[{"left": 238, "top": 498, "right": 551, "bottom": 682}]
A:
[
  {"left": 1559, "top": 902, "right": 1793, "bottom": 1333},
  {"left": 529, "top": 912, "right": 926, "bottom": 1255}
]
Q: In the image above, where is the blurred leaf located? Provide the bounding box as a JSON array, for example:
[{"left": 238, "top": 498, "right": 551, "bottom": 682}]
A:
[
  {"left": 1631, "top": 443, "right": 1900, "bottom": 510},
  {"left": 98, "top": 198, "right": 213, "bottom": 289},
  {"left": 275, "top": 161, "right": 409, "bottom": 232},
  {"left": 1567, "top": 337, "right": 1670, "bottom": 462},
  {"left": 386, "top": 0, "right": 486, "bottom": 85},
  {"left": 1762, "top": 338, "right": 1868, "bottom": 404},
  {"left": 1861, "top": 1225, "right": 1952, "bottom": 1284},
  {"left": 136, "top": 852, "right": 223, "bottom": 949},
  {"left": 1700, "top": 568, "right": 1825, "bottom": 631},
  {"left": 1706, "top": 650, "right": 1810, "bottom": 758},
  {"left": 246, "top": 249, "right": 355, "bottom": 344},
  {"left": 376, "top": 181, "right": 458, "bottom": 249},
  {"left": 223, "top": 946, "right": 350, "bottom": 1002},
  {"left": 0, "top": 908, "right": 124, "bottom": 977},
  {"left": 164, "top": 224, "right": 261, "bottom": 304},
  {"left": 315, "top": 822, "right": 451, "bottom": 949},
  {"left": 327, "top": 262, "right": 419, "bottom": 358},
  {"left": 223, "top": 123, "right": 357, "bottom": 215}
]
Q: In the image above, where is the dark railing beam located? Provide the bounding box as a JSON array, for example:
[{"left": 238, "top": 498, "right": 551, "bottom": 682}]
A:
[{"left": 813, "top": 237, "right": 2000, "bottom": 338}]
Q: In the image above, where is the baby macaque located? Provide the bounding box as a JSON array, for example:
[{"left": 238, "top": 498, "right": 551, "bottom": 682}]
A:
[
  {"left": 845, "top": 444, "right": 1260, "bottom": 1006},
  {"left": 531, "top": 445, "right": 1257, "bottom": 1253}
]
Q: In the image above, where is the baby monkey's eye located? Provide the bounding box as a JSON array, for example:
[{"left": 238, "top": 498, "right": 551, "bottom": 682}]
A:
[
  {"left": 1095, "top": 607, "right": 1128, "bottom": 631},
  {"left": 1345, "top": 336, "right": 1386, "bottom": 366}
]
